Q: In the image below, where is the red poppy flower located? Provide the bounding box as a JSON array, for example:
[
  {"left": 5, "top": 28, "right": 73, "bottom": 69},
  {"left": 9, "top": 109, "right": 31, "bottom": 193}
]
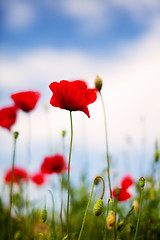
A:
[
  {"left": 30, "top": 172, "right": 45, "bottom": 185},
  {"left": 41, "top": 154, "right": 66, "bottom": 174},
  {"left": 11, "top": 91, "right": 41, "bottom": 112},
  {"left": 5, "top": 167, "right": 28, "bottom": 184},
  {"left": 112, "top": 188, "right": 131, "bottom": 201},
  {"left": 121, "top": 175, "right": 134, "bottom": 189},
  {"left": 49, "top": 80, "right": 97, "bottom": 118},
  {"left": 0, "top": 106, "right": 17, "bottom": 130}
]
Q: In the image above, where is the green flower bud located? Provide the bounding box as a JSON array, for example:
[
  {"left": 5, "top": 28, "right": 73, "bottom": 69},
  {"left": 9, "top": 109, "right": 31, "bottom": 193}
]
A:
[
  {"left": 93, "top": 199, "right": 103, "bottom": 216},
  {"left": 62, "top": 130, "right": 66, "bottom": 137},
  {"left": 41, "top": 208, "right": 47, "bottom": 223},
  {"left": 14, "top": 231, "right": 21, "bottom": 240},
  {"left": 115, "top": 188, "right": 120, "bottom": 197},
  {"left": 155, "top": 150, "right": 159, "bottom": 163},
  {"left": 14, "top": 131, "right": 19, "bottom": 140},
  {"left": 117, "top": 221, "right": 124, "bottom": 231},
  {"left": 139, "top": 177, "right": 145, "bottom": 190},
  {"left": 95, "top": 75, "right": 103, "bottom": 92}
]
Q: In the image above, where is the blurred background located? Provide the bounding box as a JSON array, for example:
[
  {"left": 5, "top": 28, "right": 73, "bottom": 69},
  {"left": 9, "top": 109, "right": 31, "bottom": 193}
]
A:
[{"left": 0, "top": 0, "right": 160, "bottom": 195}]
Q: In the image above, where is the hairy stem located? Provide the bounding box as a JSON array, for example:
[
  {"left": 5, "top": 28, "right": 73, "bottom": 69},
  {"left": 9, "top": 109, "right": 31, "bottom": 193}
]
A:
[
  {"left": 67, "top": 111, "right": 73, "bottom": 240},
  {"left": 100, "top": 93, "right": 112, "bottom": 199}
]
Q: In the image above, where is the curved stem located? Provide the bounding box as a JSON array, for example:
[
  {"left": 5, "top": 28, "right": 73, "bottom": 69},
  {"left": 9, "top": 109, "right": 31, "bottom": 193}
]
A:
[
  {"left": 48, "top": 190, "right": 56, "bottom": 240},
  {"left": 9, "top": 132, "right": 18, "bottom": 240},
  {"left": 67, "top": 111, "right": 73, "bottom": 240},
  {"left": 100, "top": 93, "right": 112, "bottom": 199},
  {"left": 134, "top": 189, "right": 143, "bottom": 240},
  {"left": 78, "top": 176, "right": 105, "bottom": 240}
]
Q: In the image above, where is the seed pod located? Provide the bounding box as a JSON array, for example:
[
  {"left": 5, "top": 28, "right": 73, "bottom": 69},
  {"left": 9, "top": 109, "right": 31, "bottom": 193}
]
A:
[
  {"left": 95, "top": 75, "right": 102, "bottom": 92},
  {"left": 106, "top": 211, "right": 116, "bottom": 229},
  {"left": 93, "top": 199, "right": 103, "bottom": 216},
  {"left": 41, "top": 208, "right": 47, "bottom": 223}
]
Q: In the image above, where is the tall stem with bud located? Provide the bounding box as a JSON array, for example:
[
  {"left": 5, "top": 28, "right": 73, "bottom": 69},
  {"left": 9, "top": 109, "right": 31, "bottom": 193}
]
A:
[{"left": 134, "top": 177, "right": 145, "bottom": 240}]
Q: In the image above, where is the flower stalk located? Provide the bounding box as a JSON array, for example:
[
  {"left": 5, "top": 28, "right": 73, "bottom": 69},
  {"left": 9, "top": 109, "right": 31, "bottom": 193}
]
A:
[
  {"left": 9, "top": 131, "right": 19, "bottom": 240},
  {"left": 67, "top": 111, "right": 73, "bottom": 240},
  {"left": 100, "top": 92, "right": 112, "bottom": 199},
  {"left": 134, "top": 177, "right": 145, "bottom": 240}
]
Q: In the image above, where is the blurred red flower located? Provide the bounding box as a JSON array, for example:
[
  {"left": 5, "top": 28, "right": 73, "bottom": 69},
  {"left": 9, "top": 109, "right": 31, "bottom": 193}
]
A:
[
  {"left": 5, "top": 167, "right": 28, "bottom": 184},
  {"left": 11, "top": 91, "right": 41, "bottom": 112},
  {"left": 49, "top": 80, "right": 97, "bottom": 118},
  {"left": 112, "top": 188, "right": 131, "bottom": 201},
  {"left": 30, "top": 172, "right": 45, "bottom": 185},
  {"left": 41, "top": 154, "right": 66, "bottom": 174},
  {"left": 112, "top": 175, "right": 134, "bottom": 201},
  {"left": 121, "top": 175, "right": 134, "bottom": 189},
  {"left": 0, "top": 106, "right": 17, "bottom": 130}
]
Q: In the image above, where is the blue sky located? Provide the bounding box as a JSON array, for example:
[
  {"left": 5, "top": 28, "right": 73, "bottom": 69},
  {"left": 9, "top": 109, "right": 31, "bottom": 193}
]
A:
[
  {"left": 1, "top": 0, "right": 158, "bottom": 54},
  {"left": 0, "top": 0, "right": 160, "bottom": 191}
]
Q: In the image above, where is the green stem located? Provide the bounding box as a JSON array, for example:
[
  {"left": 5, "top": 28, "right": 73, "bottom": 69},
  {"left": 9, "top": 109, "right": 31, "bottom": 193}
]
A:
[
  {"left": 48, "top": 190, "right": 56, "bottom": 240},
  {"left": 114, "top": 198, "right": 118, "bottom": 239},
  {"left": 67, "top": 111, "right": 73, "bottom": 240},
  {"left": 134, "top": 189, "right": 143, "bottom": 240},
  {"left": 60, "top": 174, "right": 64, "bottom": 237},
  {"left": 103, "top": 198, "right": 111, "bottom": 240},
  {"left": 9, "top": 132, "right": 19, "bottom": 240},
  {"left": 78, "top": 176, "right": 105, "bottom": 240},
  {"left": 60, "top": 131, "right": 66, "bottom": 238},
  {"left": 100, "top": 93, "right": 112, "bottom": 199}
]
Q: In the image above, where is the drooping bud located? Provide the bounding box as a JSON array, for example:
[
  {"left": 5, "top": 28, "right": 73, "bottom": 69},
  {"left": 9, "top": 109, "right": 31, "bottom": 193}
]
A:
[
  {"left": 132, "top": 199, "right": 139, "bottom": 212},
  {"left": 93, "top": 199, "right": 104, "bottom": 216},
  {"left": 41, "top": 208, "right": 47, "bottom": 223},
  {"left": 106, "top": 211, "right": 116, "bottom": 229},
  {"left": 14, "top": 131, "right": 19, "bottom": 140},
  {"left": 139, "top": 177, "right": 145, "bottom": 190},
  {"left": 95, "top": 75, "right": 103, "bottom": 92},
  {"left": 94, "top": 175, "right": 101, "bottom": 185}
]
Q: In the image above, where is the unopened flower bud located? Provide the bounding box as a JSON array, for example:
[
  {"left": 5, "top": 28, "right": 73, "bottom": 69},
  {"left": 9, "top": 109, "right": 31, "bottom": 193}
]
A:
[
  {"left": 117, "top": 221, "right": 124, "bottom": 231},
  {"left": 62, "top": 130, "right": 66, "bottom": 137},
  {"left": 139, "top": 177, "right": 145, "bottom": 190},
  {"left": 41, "top": 208, "right": 47, "bottom": 223},
  {"left": 94, "top": 175, "right": 101, "bottom": 185},
  {"left": 95, "top": 75, "right": 102, "bottom": 92},
  {"left": 155, "top": 150, "right": 159, "bottom": 163},
  {"left": 132, "top": 199, "right": 139, "bottom": 212},
  {"left": 93, "top": 199, "right": 103, "bottom": 216},
  {"left": 14, "top": 131, "right": 19, "bottom": 139},
  {"left": 115, "top": 188, "right": 120, "bottom": 197},
  {"left": 106, "top": 211, "right": 116, "bottom": 229}
]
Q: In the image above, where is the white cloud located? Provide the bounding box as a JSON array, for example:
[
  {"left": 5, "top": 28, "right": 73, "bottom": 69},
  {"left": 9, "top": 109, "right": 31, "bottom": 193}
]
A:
[
  {"left": 3, "top": 1, "right": 36, "bottom": 30},
  {"left": 55, "top": 0, "right": 160, "bottom": 33}
]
